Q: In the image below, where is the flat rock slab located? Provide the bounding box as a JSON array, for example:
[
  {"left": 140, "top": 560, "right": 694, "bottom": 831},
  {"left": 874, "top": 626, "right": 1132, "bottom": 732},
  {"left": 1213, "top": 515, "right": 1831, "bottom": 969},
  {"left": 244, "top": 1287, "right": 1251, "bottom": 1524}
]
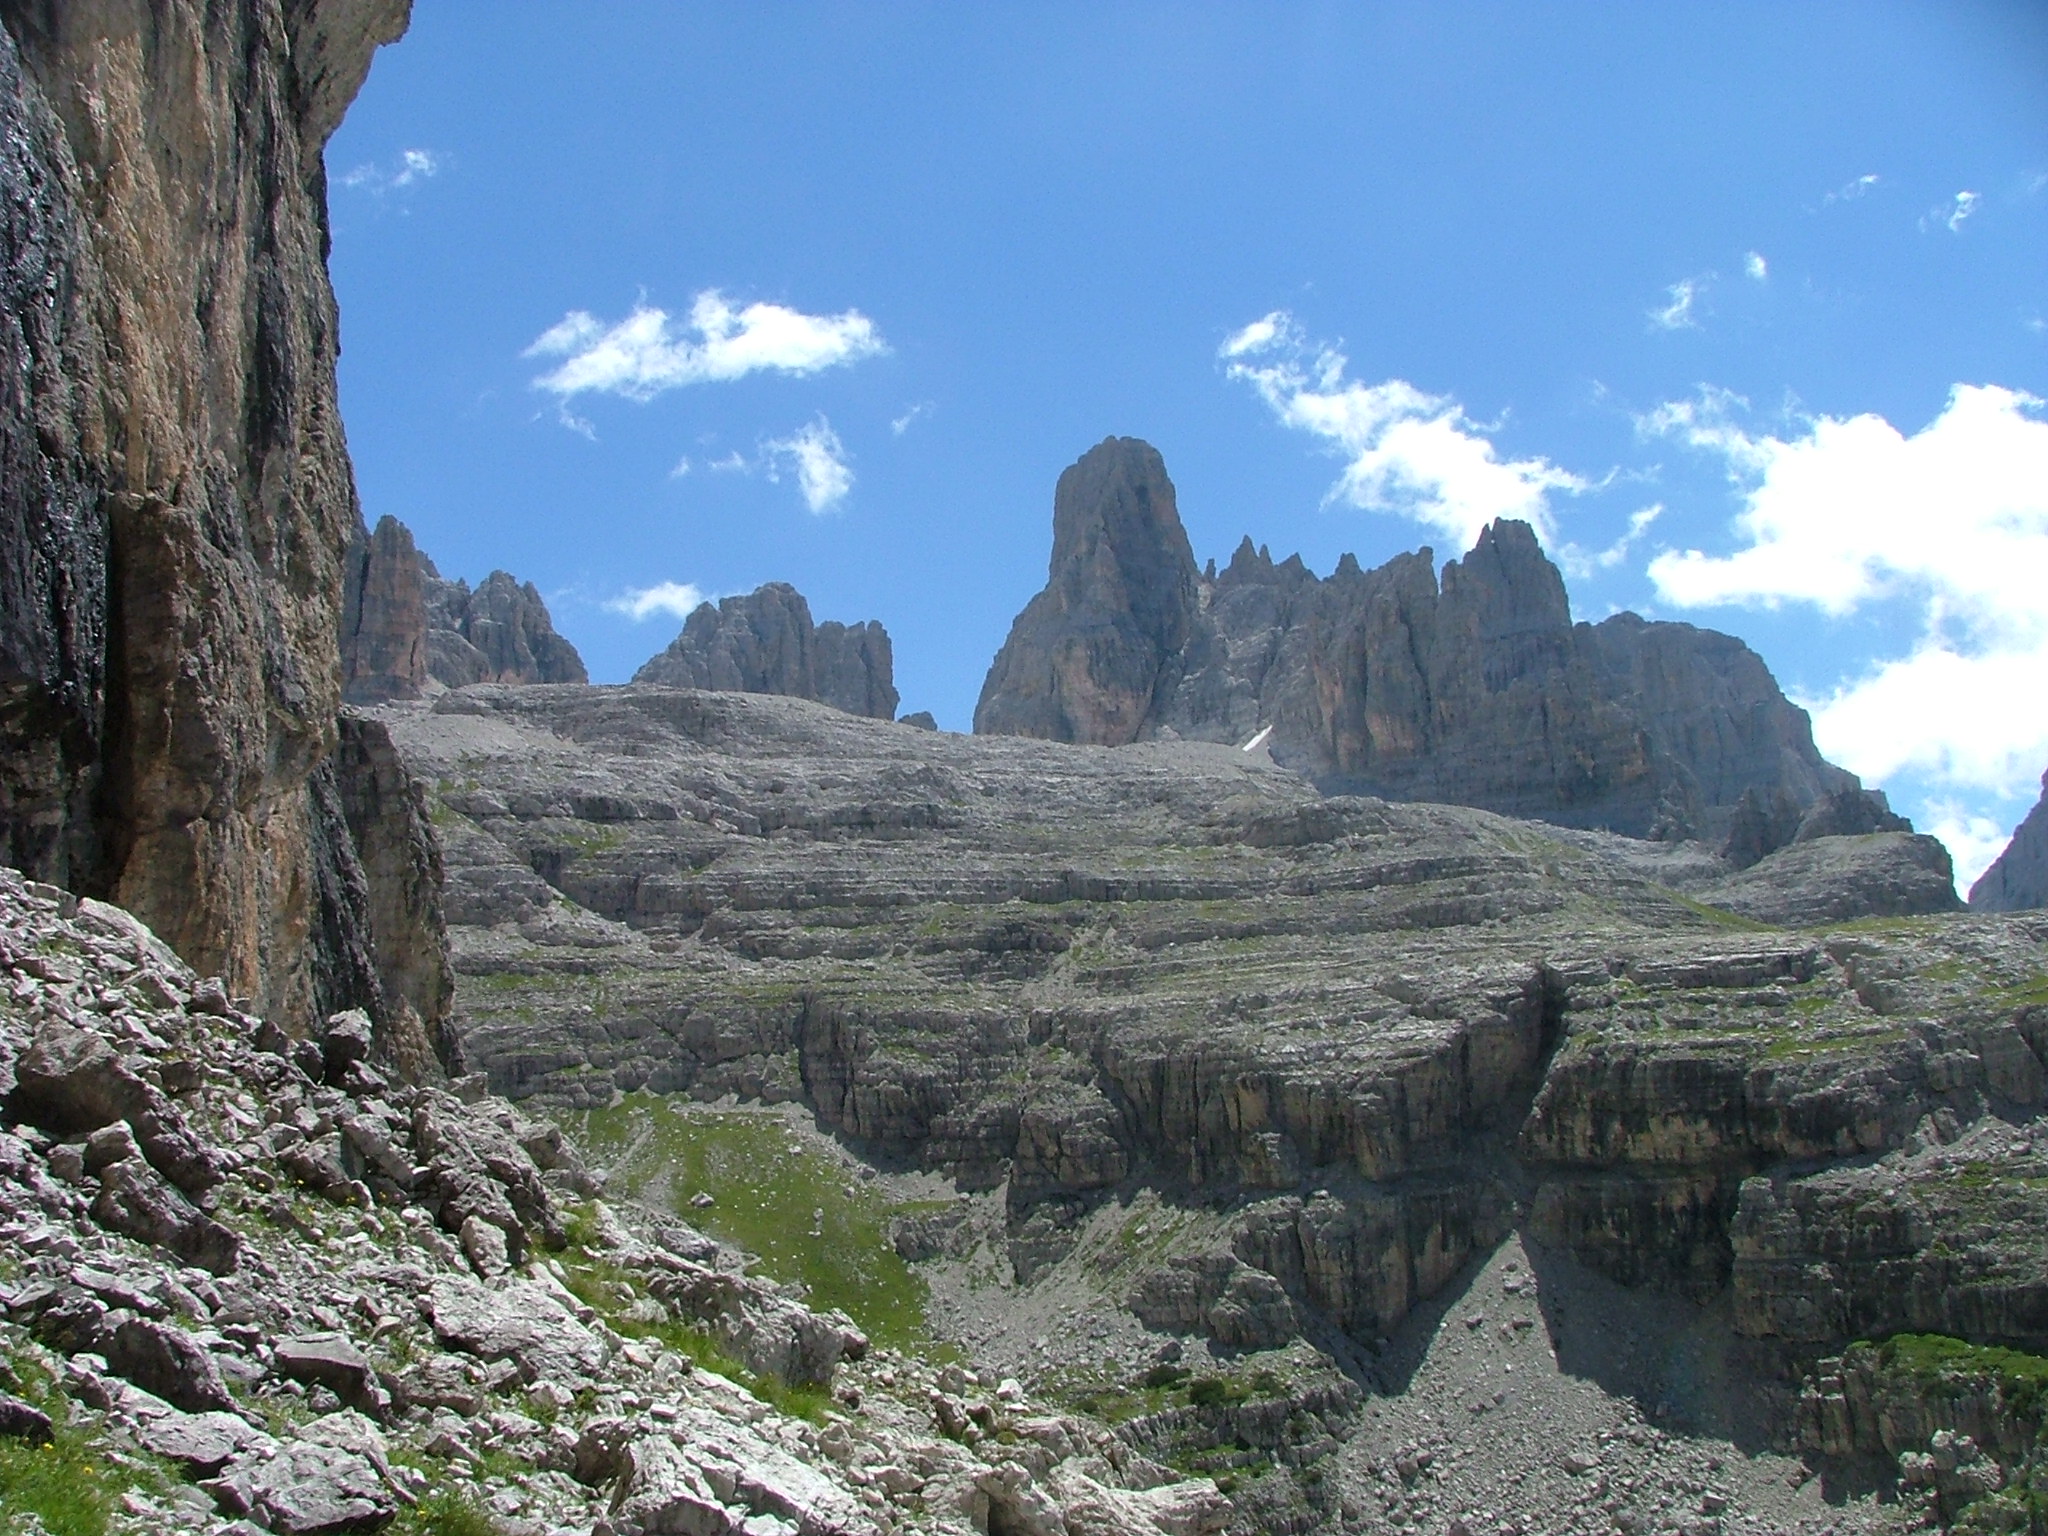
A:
[
  {"left": 139, "top": 1410, "right": 277, "bottom": 1476},
  {"left": 426, "top": 1274, "right": 607, "bottom": 1384}
]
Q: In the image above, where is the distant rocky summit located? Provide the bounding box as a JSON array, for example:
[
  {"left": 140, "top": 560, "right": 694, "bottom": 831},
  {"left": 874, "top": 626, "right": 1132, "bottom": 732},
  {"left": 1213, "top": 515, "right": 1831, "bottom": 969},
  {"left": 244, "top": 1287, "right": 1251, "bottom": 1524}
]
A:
[
  {"left": 634, "top": 581, "right": 899, "bottom": 720},
  {"left": 1971, "top": 769, "right": 2048, "bottom": 912},
  {"left": 341, "top": 514, "right": 587, "bottom": 702},
  {"left": 978, "top": 437, "right": 1869, "bottom": 855}
]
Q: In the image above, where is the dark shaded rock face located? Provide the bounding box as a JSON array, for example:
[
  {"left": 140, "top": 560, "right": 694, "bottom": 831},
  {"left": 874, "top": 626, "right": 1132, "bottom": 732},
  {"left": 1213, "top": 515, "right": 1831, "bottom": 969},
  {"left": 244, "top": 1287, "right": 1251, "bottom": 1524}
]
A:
[
  {"left": 1971, "top": 771, "right": 2048, "bottom": 912},
  {"left": 976, "top": 439, "right": 1855, "bottom": 847},
  {"left": 0, "top": 0, "right": 412, "bottom": 1025},
  {"left": 633, "top": 582, "right": 898, "bottom": 719},
  {"left": 975, "top": 437, "right": 1198, "bottom": 746},
  {"left": 342, "top": 515, "right": 587, "bottom": 699}
]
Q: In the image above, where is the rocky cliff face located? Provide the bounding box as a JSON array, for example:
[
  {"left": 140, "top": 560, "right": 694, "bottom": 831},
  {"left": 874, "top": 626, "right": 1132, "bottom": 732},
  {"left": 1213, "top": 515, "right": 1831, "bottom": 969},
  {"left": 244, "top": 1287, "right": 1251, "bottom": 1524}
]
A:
[
  {"left": 634, "top": 581, "right": 900, "bottom": 720},
  {"left": 0, "top": 0, "right": 411, "bottom": 1029},
  {"left": 975, "top": 437, "right": 1198, "bottom": 745},
  {"left": 378, "top": 682, "right": 2041, "bottom": 1530},
  {"left": 1970, "top": 770, "right": 2048, "bottom": 912},
  {"left": 977, "top": 438, "right": 1859, "bottom": 850},
  {"left": 341, "top": 514, "right": 587, "bottom": 701}
]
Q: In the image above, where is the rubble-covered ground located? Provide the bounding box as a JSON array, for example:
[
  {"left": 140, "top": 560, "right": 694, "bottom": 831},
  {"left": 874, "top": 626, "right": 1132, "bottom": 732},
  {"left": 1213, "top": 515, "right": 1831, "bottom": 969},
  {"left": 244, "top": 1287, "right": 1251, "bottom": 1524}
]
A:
[{"left": 0, "top": 868, "right": 1234, "bottom": 1536}]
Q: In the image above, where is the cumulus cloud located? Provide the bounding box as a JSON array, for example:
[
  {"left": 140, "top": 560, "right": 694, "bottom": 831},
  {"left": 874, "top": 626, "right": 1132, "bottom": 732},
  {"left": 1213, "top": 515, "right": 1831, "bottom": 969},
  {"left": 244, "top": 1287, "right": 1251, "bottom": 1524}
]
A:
[
  {"left": 1221, "top": 311, "right": 1587, "bottom": 549},
  {"left": 1922, "top": 800, "right": 2018, "bottom": 892},
  {"left": 526, "top": 291, "right": 886, "bottom": 401},
  {"left": 1645, "top": 384, "right": 2048, "bottom": 797},
  {"left": 764, "top": 417, "right": 853, "bottom": 513},
  {"left": 606, "top": 581, "right": 711, "bottom": 622},
  {"left": 1744, "top": 251, "right": 1768, "bottom": 282},
  {"left": 1650, "top": 276, "right": 1710, "bottom": 331},
  {"left": 337, "top": 148, "right": 443, "bottom": 195}
]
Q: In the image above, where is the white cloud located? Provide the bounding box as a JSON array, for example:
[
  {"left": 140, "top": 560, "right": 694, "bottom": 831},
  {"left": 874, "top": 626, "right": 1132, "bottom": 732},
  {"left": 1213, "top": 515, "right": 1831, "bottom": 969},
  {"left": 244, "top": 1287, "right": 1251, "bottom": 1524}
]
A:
[
  {"left": 1744, "top": 251, "right": 1768, "bottom": 282},
  {"left": 891, "top": 402, "right": 933, "bottom": 435},
  {"left": 1925, "top": 190, "right": 1981, "bottom": 233},
  {"left": 1922, "top": 800, "right": 2017, "bottom": 893},
  {"left": 1650, "top": 276, "right": 1710, "bottom": 331},
  {"left": 669, "top": 456, "right": 692, "bottom": 479},
  {"left": 1645, "top": 384, "right": 2048, "bottom": 797},
  {"left": 338, "top": 148, "right": 443, "bottom": 194},
  {"left": 526, "top": 291, "right": 886, "bottom": 401},
  {"left": 764, "top": 417, "right": 853, "bottom": 513},
  {"left": 606, "top": 581, "right": 712, "bottom": 623},
  {"left": 1823, "top": 173, "right": 1881, "bottom": 204},
  {"left": 1556, "top": 505, "right": 1663, "bottom": 579},
  {"left": 1221, "top": 311, "right": 1588, "bottom": 550}
]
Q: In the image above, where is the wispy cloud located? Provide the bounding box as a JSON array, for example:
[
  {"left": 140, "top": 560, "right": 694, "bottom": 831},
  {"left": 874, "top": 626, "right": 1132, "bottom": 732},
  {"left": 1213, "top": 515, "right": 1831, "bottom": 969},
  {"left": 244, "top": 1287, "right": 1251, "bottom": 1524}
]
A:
[
  {"left": 1221, "top": 310, "right": 1587, "bottom": 550},
  {"left": 1939, "top": 189, "right": 1981, "bottom": 232},
  {"left": 764, "top": 417, "right": 853, "bottom": 513},
  {"left": 1649, "top": 275, "right": 1711, "bottom": 331},
  {"left": 526, "top": 291, "right": 886, "bottom": 402},
  {"left": 1744, "top": 251, "right": 1768, "bottom": 283},
  {"left": 1555, "top": 505, "right": 1663, "bottom": 579},
  {"left": 606, "top": 581, "right": 712, "bottom": 622},
  {"left": 337, "top": 148, "right": 444, "bottom": 195},
  {"left": 1823, "top": 172, "right": 1881, "bottom": 205},
  {"left": 1644, "top": 383, "right": 2048, "bottom": 798},
  {"left": 891, "top": 401, "right": 934, "bottom": 436}
]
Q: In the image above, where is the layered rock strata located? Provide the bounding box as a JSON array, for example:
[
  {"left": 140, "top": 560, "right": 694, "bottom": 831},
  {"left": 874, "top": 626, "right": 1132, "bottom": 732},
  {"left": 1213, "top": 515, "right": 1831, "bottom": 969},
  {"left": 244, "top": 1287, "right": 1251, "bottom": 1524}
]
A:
[
  {"left": 634, "top": 581, "right": 900, "bottom": 720},
  {"left": 1971, "top": 768, "right": 2048, "bottom": 912},
  {"left": 976, "top": 437, "right": 1862, "bottom": 850},
  {"left": 0, "top": 0, "right": 411, "bottom": 1027},
  {"left": 377, "top": 686, "right": 2046, "bottom": 1386}
]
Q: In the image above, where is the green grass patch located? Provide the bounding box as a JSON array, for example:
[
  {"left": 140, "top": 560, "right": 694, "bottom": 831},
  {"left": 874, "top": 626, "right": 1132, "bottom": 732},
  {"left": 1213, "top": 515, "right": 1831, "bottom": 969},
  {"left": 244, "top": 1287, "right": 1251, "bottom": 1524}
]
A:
[
  {"left": 390, "top": 1486, "right": 503, "bottom": 1536},
  {"left": 0, "top": 1356, "right": 171, "bottom": 1536},
  {"left": 1760, "top": 1027, "right": 1911, "bottom": 1060},
  {"left": 559, "top": 1095, "right": 934, "bottom": 1351},
  {"left": 1863, "top": 1334, "right": 2048, "bottom": 1419},
  {"left": 1670, "top": 895, "right": 1775, "bottom": 932}
]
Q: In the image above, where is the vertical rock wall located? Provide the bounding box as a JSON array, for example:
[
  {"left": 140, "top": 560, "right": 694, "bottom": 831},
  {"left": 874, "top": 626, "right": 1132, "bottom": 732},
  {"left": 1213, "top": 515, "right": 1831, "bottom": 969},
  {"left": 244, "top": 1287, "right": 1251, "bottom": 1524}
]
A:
[{"left": 0, "top": 0, "right": 412, "bottom": 1026}]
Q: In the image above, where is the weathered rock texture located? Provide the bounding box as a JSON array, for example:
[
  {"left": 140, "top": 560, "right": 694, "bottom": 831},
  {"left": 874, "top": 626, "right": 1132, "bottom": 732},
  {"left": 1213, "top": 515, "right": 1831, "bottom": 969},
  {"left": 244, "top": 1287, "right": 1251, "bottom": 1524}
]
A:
[
  {"left": 341, "top": 514, "right": 588, "bottom": 700},
  {"left": 0, "top": 866, "right": 1231, "bottom": 1536},
  {"left": 634, "top": 581, "right": 899, "bottom": 720},
  {"left": 977, "top": 437, "right": 1860, "bottom": 851},
  {"left": 373, "top": 686, "right": 2046, "bottom": 1391},
  {"left": 1971, "top": 768, "right": 2048, "bottom": 912},
  {"left": 0, "top": 0, "right": 412, "bottom": 1028}
]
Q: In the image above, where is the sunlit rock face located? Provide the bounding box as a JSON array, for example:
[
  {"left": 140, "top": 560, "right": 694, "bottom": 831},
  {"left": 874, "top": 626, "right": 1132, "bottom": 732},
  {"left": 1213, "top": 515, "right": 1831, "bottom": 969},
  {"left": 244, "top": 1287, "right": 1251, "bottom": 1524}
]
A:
[
  {"left": 635, "top": 580, "right": 899, "bottom": 720},
  {"left": 976, "top": 436, "right": 1858, "bottom": 849},
  {"left": 0, "top": 0, "right": 411, "bottom": 1025}
]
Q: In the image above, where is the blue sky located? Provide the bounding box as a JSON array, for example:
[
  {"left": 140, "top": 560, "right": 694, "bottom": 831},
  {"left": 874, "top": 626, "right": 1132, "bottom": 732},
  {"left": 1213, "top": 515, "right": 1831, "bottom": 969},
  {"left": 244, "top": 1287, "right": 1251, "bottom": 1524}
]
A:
[{"left": 327, "top": 2, "right": 2048, "bottom": 886}]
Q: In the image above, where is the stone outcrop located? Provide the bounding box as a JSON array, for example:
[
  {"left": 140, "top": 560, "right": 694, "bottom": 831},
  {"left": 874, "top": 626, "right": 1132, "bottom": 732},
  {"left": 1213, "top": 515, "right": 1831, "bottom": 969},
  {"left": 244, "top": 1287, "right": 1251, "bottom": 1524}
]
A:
[
  {"left": 0, "top": 866, "right": 1232, "bottom": 1536},
  {"left": 342, "top": 514, "right": 587, "bottom": 700},
  {"left": 975, "top": 437, "right": 1198, "bottom": 745},
  {"left": 0, "top": 1, "right": 412, "bottom": 1027},
  {"left": 370, "top": 685, "right": 2047, "bottom": 1396},
  {"left": 634, "top": 581, "right": 899, "bottom": 719},
  {"left": 976, "top": 438, "right": 1860, "bottom": 849},
  {"left": 1971, "top": 769, "right": 2048, "bottom": 912}
]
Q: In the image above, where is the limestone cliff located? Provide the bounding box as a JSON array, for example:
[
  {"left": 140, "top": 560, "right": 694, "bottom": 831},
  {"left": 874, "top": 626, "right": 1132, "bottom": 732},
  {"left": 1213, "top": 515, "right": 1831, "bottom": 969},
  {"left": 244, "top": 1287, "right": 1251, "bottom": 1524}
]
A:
[
  {"left": 633, "top": 580, "right": 899, "bottom": 720},
  {"left": 0, "top": 2, "right": 413, "bottom": 1031},
  {"left": 341, "top": 513, "right": 586, "bottom": 700},
  {"left": 1970, "top": 770, "right": 2048, "bottom": 912},
  {"left": 976, "top": 437, "right": 1859, "bottom": 850}
]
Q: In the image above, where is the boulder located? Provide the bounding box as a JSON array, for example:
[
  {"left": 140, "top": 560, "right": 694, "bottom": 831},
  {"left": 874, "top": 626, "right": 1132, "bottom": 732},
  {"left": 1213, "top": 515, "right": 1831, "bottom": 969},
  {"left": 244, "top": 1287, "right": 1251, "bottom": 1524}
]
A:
[{"left": 105, "top": 1314, "right": 236, "bottom": 1413}]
